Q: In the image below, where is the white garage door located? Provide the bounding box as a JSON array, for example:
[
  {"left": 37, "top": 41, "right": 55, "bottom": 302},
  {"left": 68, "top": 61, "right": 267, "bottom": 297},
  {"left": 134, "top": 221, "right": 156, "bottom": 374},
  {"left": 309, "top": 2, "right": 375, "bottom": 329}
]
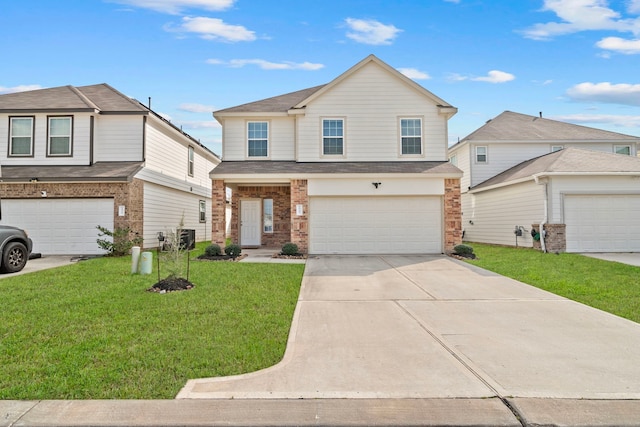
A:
[
  {"left": 309, "top": 196, "right": 442, "bottom": 254},
  {"left": 0, "top": 199, "right": 114, "bottom": 255},
  {"left": 565, "top": 195, "right": 640, "bottom": 252}
]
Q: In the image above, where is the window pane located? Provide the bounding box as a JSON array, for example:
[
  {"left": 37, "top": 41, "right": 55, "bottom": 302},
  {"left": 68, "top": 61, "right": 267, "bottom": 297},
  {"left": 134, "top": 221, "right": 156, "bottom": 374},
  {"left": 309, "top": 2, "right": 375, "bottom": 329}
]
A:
[
  {"left": 50, "top": 117, "right": 70, "bottom": 136},
  {"left": 263, "top": 199, "right": 273, "bottom": 233},
  {"left": 323, "top": 120, "right": 343, "bottom": 137},
  {"left": 401, "top": 119, "right": 421, "bottom": 137},
  {"left": 199, "top": 200, "right": 206, "bottom": 222},
  {"left": 248, "top": 140, "right": 268, "bottom": 157},
  {"left": 11, "top": 118, "right": 32, "bottom": 136},
  {"left": 11, "top": 137, "right": 32, "bottom": 155},
  {"left": 323, "top": 138, "right": 343, "bottom": 155},
  {"left": 50, "top": 137, "right": 70, "bottom": 155},
  {"left": 402, "top": 137, "right": 422, "bottom": 154},
  {"left": 616, "top": 146, "right": 631, "bottom": 155}
]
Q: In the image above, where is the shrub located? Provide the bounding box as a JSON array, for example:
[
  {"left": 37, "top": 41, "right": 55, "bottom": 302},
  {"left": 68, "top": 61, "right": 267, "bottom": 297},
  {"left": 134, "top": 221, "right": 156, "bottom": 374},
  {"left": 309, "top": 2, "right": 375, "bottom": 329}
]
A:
[
  {"left": 454, "top": 244, "right": 474, "bottom": 255},
  {"left": 224, "top": 244, "right": 242, "bottom": 258},
  {"left": 204, "top": 244, "right": 222, "bottom": 257},
  {"left": 281, "top": 242, "right": 299, "bottom": 256},
  {"left": 96, "top": 226, "right": 143, "bottom": 256}
]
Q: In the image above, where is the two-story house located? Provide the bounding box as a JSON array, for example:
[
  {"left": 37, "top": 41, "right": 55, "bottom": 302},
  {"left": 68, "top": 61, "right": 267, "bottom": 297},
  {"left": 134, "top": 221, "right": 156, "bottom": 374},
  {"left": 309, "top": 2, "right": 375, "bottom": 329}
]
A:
[
  {"left": 0, "top": 84, "right": 220, "bottom": 255},
  {"left": 209, "top": 55, "right": 463, "bottom": 254},
  {"left": 448, "top": 111, "right": 640, "bottom": 252}
]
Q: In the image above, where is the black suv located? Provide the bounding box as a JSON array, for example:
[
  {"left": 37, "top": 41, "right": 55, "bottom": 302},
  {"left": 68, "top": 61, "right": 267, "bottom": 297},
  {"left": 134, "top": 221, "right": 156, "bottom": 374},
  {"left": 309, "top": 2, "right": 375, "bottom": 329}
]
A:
[{"left": 0, "top": 225, "right": 33, "bottom": 273}]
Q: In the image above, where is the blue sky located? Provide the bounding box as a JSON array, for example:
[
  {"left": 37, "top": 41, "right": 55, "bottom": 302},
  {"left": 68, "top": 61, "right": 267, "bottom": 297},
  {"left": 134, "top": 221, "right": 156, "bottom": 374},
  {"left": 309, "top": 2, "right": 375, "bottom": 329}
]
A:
[{"left": 2, "top": 0, "right": 640, "bottom": 155}]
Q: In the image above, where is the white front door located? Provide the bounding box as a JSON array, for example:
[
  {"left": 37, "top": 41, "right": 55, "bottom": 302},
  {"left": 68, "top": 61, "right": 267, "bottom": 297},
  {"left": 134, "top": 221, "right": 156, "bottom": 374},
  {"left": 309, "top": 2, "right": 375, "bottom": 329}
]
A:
[{"left": 240, "top": 200, "right": 261, "bottom": 247}]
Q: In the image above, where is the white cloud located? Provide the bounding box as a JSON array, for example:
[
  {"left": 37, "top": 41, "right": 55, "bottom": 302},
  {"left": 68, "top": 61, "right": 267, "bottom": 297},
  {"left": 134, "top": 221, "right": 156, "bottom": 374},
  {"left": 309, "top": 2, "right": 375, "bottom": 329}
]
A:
[
  {"left": 521, "top": 0, "right": 640, "bottom": 40},
  {"left": 167, "top": 17, "right": 255, "bottom": 42},
  {"left": 207, "top": 58, "right": 324, "bottom": 70},
  {"left": 630, "top": 0, "right": 640, "bottom": 13},
  {"left": 344, "top": 18, "right": 402, "bottom": 45},
  {"left": 107, "top": 0, "right": 234, "bottom": 14},
  {"left": 566, "top": 82, "right": 640, "bottom": 106},
  {"left": 178, "top": 103, "right": 215, "bottom": 113},
  {"left": 471, "top": 70, "right": 515, "bottom": 83},
  {"left": 445, "top": 73, "right": 469, "bottom": 82},
  {"left": 397, "top": 68, "right": 431, "bottom": 80},
  {"left": 178, "top": 120, "right": 221, "bottom": 129},
  {"left": 596, "top": 36, "right": 640, "bottom": 53},
  {"left": 550, "top": 113, "right": 640, "bottom": 127},
  {"left": 0, "top": 84, "right": 42, "bottom": 94}
]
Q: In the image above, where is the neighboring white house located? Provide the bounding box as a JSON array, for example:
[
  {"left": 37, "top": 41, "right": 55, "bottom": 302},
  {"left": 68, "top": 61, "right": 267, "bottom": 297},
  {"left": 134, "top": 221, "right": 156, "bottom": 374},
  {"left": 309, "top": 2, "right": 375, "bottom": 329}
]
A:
[
  {"left": 209, "top": 55, "right": 463, "bottom": 254},
  {"left": 448, "top": 111, "right": 640, "bottom": 250},
  {"left": 0, "top": 84, "right": 220, "bottom": 254}
]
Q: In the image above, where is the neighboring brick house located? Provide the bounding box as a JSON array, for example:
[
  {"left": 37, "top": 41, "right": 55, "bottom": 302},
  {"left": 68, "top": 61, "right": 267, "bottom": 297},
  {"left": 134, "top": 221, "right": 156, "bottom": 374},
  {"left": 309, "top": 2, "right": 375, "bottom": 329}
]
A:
[
  {"left": 0, "top": 84, "right": 220, "bottom": 255},
  {"left": 210, "top": 55, "right": 463, "bottom": 254}
]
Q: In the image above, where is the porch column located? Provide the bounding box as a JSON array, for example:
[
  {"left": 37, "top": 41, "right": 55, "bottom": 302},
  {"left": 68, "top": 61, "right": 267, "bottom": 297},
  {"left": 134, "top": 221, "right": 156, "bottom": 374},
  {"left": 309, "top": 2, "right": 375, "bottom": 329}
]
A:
[
  {"left": 211, "top": 179, "right": 227, "bottom": 246},
  {"left": 290, "top": 179, "right": 309, "bottom": 253},
  {"left": 444, "top": 178, "right": 462, "bottom": 253}
]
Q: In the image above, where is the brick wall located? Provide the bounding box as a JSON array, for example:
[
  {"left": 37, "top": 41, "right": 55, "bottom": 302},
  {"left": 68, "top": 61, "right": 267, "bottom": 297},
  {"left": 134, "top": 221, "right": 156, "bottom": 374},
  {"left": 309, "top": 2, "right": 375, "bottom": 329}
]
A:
[
  {"left": 290, "top": 179, "right": 308, "bottom": 253},
  {"left": 444, "top": 178, "right": 462, "bottom": 253},
  {"left": 210, "top": 179, "right": 227, "bottom": 246},
  {"left": 230, "top": 185, "right": 291, "bottom": 248},
  {"left": 0, "top": 179, "right": 144, "bottom": 243},
  {"left": 531, "top": 223, "right": 566, "bottom": 253}
]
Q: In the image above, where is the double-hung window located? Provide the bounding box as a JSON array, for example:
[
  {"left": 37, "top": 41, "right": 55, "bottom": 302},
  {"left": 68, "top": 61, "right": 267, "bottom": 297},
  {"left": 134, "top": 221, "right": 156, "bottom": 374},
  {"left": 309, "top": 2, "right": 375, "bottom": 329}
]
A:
[
  {"left": 322, "top": 119, "right": 344, "bottom": 155},
  {"left": 248, "top": 121, "right": 268, "bottom": 157},
  {"left": 48, "top": 116, "right": 72, "bottom": 156},
  {"left": 475, "top": 146, "right": 487, "bottom": 163},
  {"left": 400, "top": 118, "right": 422, "bottom": 155},
  {"left": 188, "top": 146, "right": 195, "bottom": 176},
  {"left": 9, "top": 116, "right": 34, "bottom": 156}
]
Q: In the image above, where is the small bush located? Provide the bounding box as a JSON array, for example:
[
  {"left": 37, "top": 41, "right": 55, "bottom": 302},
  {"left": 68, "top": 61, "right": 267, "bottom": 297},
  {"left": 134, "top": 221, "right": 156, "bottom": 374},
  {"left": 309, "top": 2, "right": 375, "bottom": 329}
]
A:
[
  {"left": 281, "top": 243, "right": 299, "bottom": 256},
  {"left": 454, "top": 244, "right": 474, "bottom": 255},
  {"left": 204, "top": 244, "right": 222, "bottom": 257},
  {"left": 96, "top": 225, "right": 143, "bottom": 256},
  {"left": 224, "top": 244, "right": 242, "bottom": 258}
]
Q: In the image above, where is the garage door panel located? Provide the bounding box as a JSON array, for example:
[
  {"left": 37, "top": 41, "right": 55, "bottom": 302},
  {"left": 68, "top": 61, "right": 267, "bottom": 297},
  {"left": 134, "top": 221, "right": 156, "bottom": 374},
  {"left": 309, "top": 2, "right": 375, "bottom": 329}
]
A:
[
  {"left": 310, "top": 196, "right": 441, "bottom": 254},
  {"left": 0, "top": 199, "right": 114, "bottom": 255},
  {"left": 565, "top": 195, "right": 640, "bottom": 252}
]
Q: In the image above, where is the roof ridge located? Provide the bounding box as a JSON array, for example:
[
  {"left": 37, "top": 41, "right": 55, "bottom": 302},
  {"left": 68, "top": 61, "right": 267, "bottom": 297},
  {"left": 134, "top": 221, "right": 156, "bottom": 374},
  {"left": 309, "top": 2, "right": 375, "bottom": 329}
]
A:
[
  {"left": 68, "top": 85, "right": 100, "bottom": 110},
  {"left": 77, "top": 83, "right": 146, "bottom": 111}
]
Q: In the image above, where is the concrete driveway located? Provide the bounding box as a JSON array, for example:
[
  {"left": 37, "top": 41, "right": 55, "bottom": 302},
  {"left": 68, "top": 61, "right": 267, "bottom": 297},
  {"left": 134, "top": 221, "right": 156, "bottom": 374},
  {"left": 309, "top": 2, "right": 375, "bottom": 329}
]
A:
[{"left": 178, "top": 255, "right": 640, "bottom": 423}]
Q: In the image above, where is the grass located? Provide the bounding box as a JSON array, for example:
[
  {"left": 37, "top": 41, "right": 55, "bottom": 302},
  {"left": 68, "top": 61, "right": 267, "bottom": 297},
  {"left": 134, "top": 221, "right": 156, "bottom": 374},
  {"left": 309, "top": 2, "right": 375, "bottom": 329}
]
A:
[
  {"left": 0, "top": 242, "right": 305, "bottom": 399},
  {"left": 464, "top": 243, "right": 640, "bottom": 323}
]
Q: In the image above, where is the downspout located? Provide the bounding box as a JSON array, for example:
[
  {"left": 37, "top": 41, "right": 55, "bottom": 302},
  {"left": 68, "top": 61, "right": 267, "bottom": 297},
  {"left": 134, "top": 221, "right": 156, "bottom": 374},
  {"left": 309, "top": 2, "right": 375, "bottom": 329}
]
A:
[{"left": 534, "top": 174, "right": 548, "bottom": 253}]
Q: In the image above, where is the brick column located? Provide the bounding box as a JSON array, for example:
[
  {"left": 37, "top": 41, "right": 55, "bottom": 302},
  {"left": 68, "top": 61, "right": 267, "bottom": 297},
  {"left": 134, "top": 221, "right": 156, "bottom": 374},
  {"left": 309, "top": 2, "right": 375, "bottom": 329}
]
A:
[
  {"left": 290, "top": 179, "right": 309, "bottom": 253},
  {"left": 211, "top": 179, "right": 226, "bottom": 246},
  {"left": 531, "top": 223, "right": 566, "bottom": 252},
  {"left": 444, "top": 178, "right": 462, "bottom": 253}
]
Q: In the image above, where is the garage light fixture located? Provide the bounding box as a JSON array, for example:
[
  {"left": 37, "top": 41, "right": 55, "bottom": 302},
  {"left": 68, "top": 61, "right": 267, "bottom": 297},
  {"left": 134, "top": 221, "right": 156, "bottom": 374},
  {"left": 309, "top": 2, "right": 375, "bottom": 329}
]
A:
[{"left": 372, "top": 182, "right": 381, "bottom": 189}]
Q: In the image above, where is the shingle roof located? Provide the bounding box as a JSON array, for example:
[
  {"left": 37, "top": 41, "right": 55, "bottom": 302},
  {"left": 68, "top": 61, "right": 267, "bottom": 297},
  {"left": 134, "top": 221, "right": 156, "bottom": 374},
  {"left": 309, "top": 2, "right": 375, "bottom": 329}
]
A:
[
  {"left": 211, "top": 161, "right": 461, "bottom": 176},
  {"left": 0, "top": 84, "right": 147, "bottom": 113},
  {"left": 214, "top": 85, "right": 326, "bottom": 114},
  {"left": 454, "top": 111, "right": 640, "bottom": 145},
  {"left": 472, "top": 147, "right": 640, "bottom": 191},
  {"left": 0, "top": 162, "right": 144, "bottom": 182}
]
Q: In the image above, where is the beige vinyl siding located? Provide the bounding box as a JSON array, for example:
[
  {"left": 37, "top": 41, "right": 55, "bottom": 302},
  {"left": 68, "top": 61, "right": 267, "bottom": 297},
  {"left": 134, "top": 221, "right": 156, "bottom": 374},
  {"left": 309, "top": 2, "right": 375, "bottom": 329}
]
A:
[
  {"left": 296, "top": 61, "right": 448, "bottom": 162},
  {"left": 0, "top": 112, "right": 91, "bottom": 165},
  {"left": 455, "top": 144, "right": 471, "bottom": 192},
  {"left": 464, "top": 181, "right": 544, "bottom": 246},
  {"left": 221, "top": 117, "right": 296, "bottom": 161},
  {"left": 94, "top": 115, "right": 143, "bottom": 162},
  {"left": 142, "top": 182, "right": 211, "bottom": 248},
  {"left": 470, "top": 143, "right": 549, "bottom": 187}
]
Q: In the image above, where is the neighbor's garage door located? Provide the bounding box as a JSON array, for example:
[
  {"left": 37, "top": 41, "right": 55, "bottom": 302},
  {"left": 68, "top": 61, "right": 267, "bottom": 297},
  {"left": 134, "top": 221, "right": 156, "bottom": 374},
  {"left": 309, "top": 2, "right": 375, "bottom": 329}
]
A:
[
  {"left": 0, "top": 199, "right": 114, "bottom": 255},
  {"left": 309, "top": 196, "right": 442, "bottom": 254},
  {"left": 565, "top": 195, "right": 640, "bottom": 252}
]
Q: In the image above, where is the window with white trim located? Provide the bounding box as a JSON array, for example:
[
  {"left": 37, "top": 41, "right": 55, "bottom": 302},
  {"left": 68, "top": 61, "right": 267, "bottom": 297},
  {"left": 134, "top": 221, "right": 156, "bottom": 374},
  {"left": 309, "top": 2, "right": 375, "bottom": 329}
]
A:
[
  {"left": 188, "top": 146, "right": 195, "bottom": 176},
  {"left": 263, "top": 199, "right": 273, "bottom": 233},
  {"left": 248, "top": 121, "right": 268, "bottom": 157},
  {"left": 47, "top": 116, "right": 72, "bottom": 156},
  {"left": 199, "top": 200, "right": 206, "bottom": 223},
  {"left": 614, "top": 145, "right": 631, "bottom": 155},
  {"left": 322, "top": 119, "right": 344, "bottom": 155},
  {"left": 449, "top": 154, "right": 457, "bottom": 166},
  {"left": 475, "top": 146, "right": 487, "bottom": 163},
  {"left": 9, "top": 116, "right": 34, "bottom": 156},
  {"left": 400, "top": 118, "right": 422, "bottom": 155},
  {"left": 551, "top": 145, "right": 564, "bottom": 152}
]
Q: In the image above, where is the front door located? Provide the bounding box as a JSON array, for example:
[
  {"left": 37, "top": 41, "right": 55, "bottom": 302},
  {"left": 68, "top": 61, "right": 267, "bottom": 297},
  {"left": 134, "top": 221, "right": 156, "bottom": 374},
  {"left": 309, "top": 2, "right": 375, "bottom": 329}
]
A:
[{"left": 240, "top": 200, "right": 261, "bottom": 247}]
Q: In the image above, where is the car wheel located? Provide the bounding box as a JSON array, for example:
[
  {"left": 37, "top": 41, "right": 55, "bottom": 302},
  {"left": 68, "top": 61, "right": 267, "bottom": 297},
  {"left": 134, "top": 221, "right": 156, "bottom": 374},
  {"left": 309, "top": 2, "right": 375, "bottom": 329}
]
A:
[{"left": 2, "top": 242, "right": 28, "bottom": 273}]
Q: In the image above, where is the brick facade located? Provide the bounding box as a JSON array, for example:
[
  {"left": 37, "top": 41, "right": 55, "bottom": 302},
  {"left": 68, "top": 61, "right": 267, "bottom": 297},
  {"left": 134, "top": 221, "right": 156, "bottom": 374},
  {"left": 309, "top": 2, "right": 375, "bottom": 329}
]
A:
[
  {"left": 531, "top": 223, "right": 566, "bottom": 253},
  {"left": 444, "top": 178, "right": 462, "bottom": 253},
  {"left": 230, "top": 185, "right": 292, "bottom": 248},
  {"left": 210, "top": 179, "right": 227, "bottom": 246},
  {"left": 0, "top": 179, "right": 144, "bottom": 241},
  {"left": 290, "top": 179, "right": 309, "bottom": 253}
]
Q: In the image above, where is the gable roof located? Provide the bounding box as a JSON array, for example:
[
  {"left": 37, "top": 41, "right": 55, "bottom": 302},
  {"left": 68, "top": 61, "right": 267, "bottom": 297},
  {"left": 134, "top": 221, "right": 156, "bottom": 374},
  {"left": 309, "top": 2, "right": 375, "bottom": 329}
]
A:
[
  {"left": 213, "top": 55, "right": 456, "bottom": 118},
  {"left": 450, "top": 111, "right": 640, "bottom": 150},
  {"left": 0, "top": 84, "right": 148, "bottom": 114},
  {"left": 471, "top": 147, "right": 640, "bottom": 192}
]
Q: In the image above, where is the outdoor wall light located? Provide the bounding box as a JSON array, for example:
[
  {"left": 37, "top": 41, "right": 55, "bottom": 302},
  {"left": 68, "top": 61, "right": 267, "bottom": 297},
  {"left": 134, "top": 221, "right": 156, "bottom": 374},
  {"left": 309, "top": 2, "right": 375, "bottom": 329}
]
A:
[{"left": 372, "top": 182, "right": 382, "bottom": 189}]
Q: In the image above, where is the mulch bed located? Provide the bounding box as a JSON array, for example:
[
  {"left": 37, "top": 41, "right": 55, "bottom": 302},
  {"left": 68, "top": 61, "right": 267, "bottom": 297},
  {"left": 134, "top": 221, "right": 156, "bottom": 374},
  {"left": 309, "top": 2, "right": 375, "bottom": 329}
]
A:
[
  {"left": 195, "top": 254, "right": 247, "bottom": 262},
  {"left": 272, "top": 253, "right": 307, "bottom": 260},
  {"left": 147, "top": 277, "right": 195, "bottom": 293},
  {"left": 449, "top": 253, "right": 477, "bottom": 261}
]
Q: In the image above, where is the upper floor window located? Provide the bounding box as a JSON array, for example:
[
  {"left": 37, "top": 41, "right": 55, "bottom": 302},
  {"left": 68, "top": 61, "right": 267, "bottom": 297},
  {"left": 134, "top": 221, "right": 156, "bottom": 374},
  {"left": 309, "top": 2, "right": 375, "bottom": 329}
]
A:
[
  {"left": 551, "top": 145, "right": 564, "bottom": 152},
  {"left": 449, "top": 154, "right": 458, "bottom": 166},
  {"left": 322, "top": 119, "right": 344, "bottom": 155},
  {"left": 9, "top": 116, "right": 34, "bottom": 157},
  {"left": 248, "top": 121, "right": 268, "bottom": 157},
  {"left": 400, "top": 118, "right": 422, "bottom": 155},
  {"left": 475, "top": 146, "right": 487, "bottom": 163},
  {"left": 614, "top": 145, "right": 631, "bottom": 155},
  {"left": 47, "top": 116, "right": 72, "bottom": 156},
  {"left": 188, "top": 146, "right": 195, "bottom": 176}
]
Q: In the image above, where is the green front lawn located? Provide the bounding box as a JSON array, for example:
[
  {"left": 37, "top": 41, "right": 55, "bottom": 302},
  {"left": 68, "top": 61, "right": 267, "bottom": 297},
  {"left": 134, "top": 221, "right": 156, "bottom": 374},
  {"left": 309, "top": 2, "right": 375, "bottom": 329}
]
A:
[
  {"left": 0, "top": 244, "right": 304, "bottom": 399},
  {"left": 464, "top": 243, "right": 640, "bottom": 323}
]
